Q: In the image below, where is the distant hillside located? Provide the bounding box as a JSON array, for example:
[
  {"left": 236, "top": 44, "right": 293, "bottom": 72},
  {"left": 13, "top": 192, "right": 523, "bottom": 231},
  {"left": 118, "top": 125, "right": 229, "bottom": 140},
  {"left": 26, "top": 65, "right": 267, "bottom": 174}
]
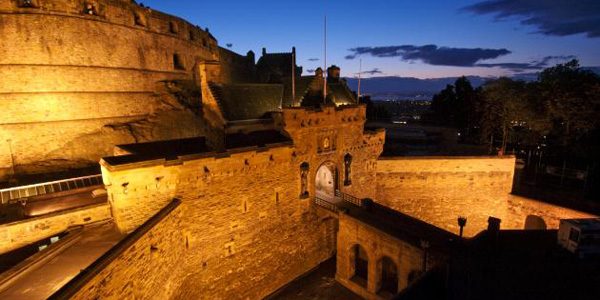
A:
[
  {"left": 344, "top": 67, "right": 600, "bottom": 100},
  {"left": 344, "top": 76, "right": 489, "bottom": 99}
]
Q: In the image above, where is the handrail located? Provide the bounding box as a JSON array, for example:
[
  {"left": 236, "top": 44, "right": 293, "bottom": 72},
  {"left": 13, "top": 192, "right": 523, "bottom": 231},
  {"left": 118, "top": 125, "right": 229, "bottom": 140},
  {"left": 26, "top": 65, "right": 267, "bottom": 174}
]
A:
[
  {"left": 314, "top": 196, "right": 339, "bottom": 213},
  {"left": 335, "top": 190, "right": 363, "bottom": 207},
  {"left": 0, "top": 174, "right": 103, "bottom": 204}
]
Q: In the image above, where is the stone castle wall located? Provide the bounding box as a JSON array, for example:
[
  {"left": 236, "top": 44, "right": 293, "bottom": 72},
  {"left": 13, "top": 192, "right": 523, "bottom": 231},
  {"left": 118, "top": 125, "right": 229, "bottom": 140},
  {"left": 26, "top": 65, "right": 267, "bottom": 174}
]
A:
[
  {"left": 82, "top": 105, "right": 383, "bottom": 299},
  {"left": 0, "top": 0, "right": 224, "bottom": 181},
  {"left": 336, "top": 213, "right": 433, "bottom": 300},
  {"left": 68, "top": 201, "right": 188, "bottom": 300},
  {"left": 278, "top": 105, "right": 385, "bottom": 200},
  {"left": 98, "top": 145, "right": 336, "bottom": 299},
  {"left": 0, "top": 203, "right": 111, "bottom": 254},
  {"left": 376, "top": 156, "right": 594, "bottom": 236}
]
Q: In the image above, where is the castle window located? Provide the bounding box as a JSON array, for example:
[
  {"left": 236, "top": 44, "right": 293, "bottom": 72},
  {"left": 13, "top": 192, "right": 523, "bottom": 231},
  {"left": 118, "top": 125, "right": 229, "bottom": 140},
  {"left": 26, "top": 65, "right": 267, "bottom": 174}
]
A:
[
  {"left": 18, "top": 0, "right": 37, "bottom": 8},
  {"left": 169, "top": 21, "right": 179, "bottom": 34},
  {"left": 300, "top": 162, "right": 309, "bottom": 198},
  {"left": 202, "top": 38, "right": 208, "bottom": 48},
  {"left": 189, "top": 30, "right": 196, "bottom": 41},
  {"left": 83, "top": 2, "right": 98, "bottom": 16},
  {"left": 344, "top": 153, "right": 352, "bottom": 186},
  {"left": 173, "top": 54, "right": 185, "bottom": 70},
  {"left": 134, "top": 11, "right": 147, "bottom": 27}
]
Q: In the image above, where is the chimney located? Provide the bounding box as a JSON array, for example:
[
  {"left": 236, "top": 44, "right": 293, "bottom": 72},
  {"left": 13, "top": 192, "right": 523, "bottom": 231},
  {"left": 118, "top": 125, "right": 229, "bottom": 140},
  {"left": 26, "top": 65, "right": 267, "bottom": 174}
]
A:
[
  {"left": 327, "top": 65, "right": 340, "bottom": 83},
  {"left": 262, "top": 47, "right": 267, "bottom": 56},
  {"left": 487, "top": 217, "right": 501, "bottom": 232}
]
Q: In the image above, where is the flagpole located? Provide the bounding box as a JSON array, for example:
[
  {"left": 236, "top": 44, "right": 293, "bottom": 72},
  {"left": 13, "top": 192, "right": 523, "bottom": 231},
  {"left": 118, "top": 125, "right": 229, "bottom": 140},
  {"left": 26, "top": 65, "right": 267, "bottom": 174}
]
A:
[
  {"left": 292, "top": 47, "right": 296, "bottom": 106},
  {"left": 358, "top": 59, "right": 362, "bottom": 102},
  {"left": 323, "top": 15, "right": 327, "bottom": 103}
]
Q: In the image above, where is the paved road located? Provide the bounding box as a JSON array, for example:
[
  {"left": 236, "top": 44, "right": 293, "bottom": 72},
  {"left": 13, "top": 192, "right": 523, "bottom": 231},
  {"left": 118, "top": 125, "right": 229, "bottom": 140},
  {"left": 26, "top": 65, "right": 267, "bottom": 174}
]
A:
[
  {"left": 0, "top": 222, "right": 122, "bottom": 300},
  {"left": 268, "top": 258, "right": 362, "bottom": 300}
]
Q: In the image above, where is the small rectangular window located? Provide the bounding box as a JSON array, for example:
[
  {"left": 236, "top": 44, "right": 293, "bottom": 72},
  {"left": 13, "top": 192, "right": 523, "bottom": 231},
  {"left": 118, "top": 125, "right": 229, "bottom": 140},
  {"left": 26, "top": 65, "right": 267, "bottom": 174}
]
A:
[
  {"left": 83, "top": 2, "right": 99, "bottom": 16},
  {"left": 169, "top": 21, "right": 178, "bottom": 34},
  {"left": 18, "top": 0, "right": 37, "bottom": 8},
  {"left": 173, "top": 54, "right": 185, "bottom": 70},
  {"left": 569, "top": 228, "right": 580, "bottom": 242},
  {"left": 134, "top": 12, "right": 147, "bottom": 27}
]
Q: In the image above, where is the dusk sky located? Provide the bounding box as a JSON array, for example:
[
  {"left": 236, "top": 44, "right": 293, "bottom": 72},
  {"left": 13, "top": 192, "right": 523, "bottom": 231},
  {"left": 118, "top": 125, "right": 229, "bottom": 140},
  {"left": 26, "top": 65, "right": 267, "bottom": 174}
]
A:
[{"left": 142, "top": 0, "right": 600, "bottom": 79}]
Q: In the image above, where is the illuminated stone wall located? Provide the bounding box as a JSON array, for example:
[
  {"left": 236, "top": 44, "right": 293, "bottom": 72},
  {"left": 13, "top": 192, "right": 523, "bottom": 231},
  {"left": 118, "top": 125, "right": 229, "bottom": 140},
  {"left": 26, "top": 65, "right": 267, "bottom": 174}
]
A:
[
  {"left": 85, "top": 105, "right": 384, "bottom": 299},
  {"left": 0, "top": 203, "right": 111, "bottom": 255},
  {"left": 376, "top": 156, "right": 594, "bottom": 236},
  {"left": 0, "top": 0, "right": 227, "bottom": 180},
  {"left": 336, "top": 213, "right": 436, "bottom": 299},
  {"left": 69, "top": 203, "right": 187, "bottom": 300},
  {"left": 278, "top": 105, "right": 385, "bottom": 201}
]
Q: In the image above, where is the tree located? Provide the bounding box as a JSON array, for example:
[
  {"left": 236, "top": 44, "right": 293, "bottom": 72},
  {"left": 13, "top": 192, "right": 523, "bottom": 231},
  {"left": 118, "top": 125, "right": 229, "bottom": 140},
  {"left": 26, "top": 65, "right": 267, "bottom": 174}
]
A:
[
  {"left": 431, "top": 84, "right": 456, "bottom": 126},
  {"left": 478, "top": 77, "right": 531, "bottom": 152},
  {"left": 538, "top": 59, "right": 600, "bottom": 147}
]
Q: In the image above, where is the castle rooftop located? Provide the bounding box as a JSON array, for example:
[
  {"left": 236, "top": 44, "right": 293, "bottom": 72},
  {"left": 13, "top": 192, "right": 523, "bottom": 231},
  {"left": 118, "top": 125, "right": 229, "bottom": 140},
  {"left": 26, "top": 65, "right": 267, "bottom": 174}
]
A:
[{"left": 103, "top": 130, "right": 292, "bottom": 166}]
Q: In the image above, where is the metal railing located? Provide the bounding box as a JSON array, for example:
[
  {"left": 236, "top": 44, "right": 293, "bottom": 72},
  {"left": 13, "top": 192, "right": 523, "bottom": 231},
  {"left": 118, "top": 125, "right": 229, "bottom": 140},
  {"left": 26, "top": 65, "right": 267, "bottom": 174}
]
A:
[
  {"left": 314, "top": 196, "right": 340, "bottom": 213},
  {"left": 335, "top": 190, "right": 363, "bottom": 207},
  {"left": 0, "top": 174, "right": 103, "bottom": 204}
]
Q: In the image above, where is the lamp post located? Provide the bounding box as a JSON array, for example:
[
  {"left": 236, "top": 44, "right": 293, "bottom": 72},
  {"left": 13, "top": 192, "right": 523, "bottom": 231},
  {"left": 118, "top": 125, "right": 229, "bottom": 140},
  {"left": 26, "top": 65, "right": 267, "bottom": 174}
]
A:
[
  {"left": 458, "top": 216, "right": 467, "bottom": 238},
  {"left": 420, "top": 239, "right": 430, "bottom": 273}
]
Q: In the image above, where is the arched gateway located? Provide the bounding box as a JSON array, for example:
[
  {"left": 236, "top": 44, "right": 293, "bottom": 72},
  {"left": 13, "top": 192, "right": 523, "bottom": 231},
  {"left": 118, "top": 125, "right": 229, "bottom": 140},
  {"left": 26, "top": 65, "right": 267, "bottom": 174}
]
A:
[{"left": 315, "top": 161, "right": 338, "bottom": 200}]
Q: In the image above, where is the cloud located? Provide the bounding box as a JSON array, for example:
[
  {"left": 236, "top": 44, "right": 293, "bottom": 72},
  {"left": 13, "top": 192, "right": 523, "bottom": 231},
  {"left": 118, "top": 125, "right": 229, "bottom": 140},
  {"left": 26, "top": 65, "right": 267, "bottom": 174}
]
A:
[
  {"left": 226, "top": 43, "right": 233, "bottom": 48},
  {"left": 358, "top": 68, "right": 383, "bottom": 75},
  {"left": 345, "top": 44, "right": 511, "bottom": 67},
  {"left": 307, "top": 58, "right": 320, "bottom": 62},
  {"left": 476, "top": 55, "right": 577, "bottom": 71},
  {"left": 346, "top": 44, "right": 576, "bottom": 72},
  {"left": 464, "top": 0, "right": 600, "bottom": 38},
  {"left": 306, "top": 69, "right": 316, "bottom": 73}
]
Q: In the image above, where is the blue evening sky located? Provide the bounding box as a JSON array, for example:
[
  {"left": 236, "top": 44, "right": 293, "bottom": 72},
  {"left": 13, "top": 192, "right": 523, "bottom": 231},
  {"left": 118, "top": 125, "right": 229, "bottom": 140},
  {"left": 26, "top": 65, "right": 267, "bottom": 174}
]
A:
[{"left": 141, "top": 0, "right": 600, "bottom": 79}]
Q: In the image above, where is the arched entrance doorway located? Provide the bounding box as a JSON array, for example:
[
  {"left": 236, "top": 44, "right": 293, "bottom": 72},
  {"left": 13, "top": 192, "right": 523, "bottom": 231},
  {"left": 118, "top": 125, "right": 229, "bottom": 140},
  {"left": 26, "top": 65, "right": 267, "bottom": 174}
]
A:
[
  {"left": 377, "top": 256, "right": 398, "bottom": 295},
  {"left": 315, "top": 162, "right": 337, "bottom": 199}
]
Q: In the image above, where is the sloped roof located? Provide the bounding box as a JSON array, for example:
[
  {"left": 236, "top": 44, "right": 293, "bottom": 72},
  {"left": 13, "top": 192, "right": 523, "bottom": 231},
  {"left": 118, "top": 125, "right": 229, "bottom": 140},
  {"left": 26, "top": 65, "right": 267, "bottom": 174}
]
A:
[
  {"left": 281, "top": 76, "right": 314, "bottom": 107},
  {"left": 104, "top": 131, "right": 292, "bottom": 166},
  {"left": 327, "top": 82, "right": 357, "bottom": 106},
  {"left": 226, "top": 130, "right": 292, "bottom": 149},
  {"left": 214, "top": 84, "right": 283, "bottom": 121}
]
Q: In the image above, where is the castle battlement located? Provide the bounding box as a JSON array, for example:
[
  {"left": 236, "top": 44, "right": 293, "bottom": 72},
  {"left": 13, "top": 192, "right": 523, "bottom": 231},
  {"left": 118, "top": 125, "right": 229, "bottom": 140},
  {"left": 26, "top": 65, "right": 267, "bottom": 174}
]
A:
[
  {"left": 1, "top": 0, "right": 217, "bottom": 49},
  {"left": 280, "top": 104, "right": 367, "bottom": 130}
]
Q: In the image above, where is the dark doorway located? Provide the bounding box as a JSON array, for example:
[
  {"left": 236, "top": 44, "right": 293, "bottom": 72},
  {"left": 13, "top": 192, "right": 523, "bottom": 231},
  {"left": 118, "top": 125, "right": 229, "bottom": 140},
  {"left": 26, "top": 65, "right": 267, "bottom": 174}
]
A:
[
  {"left": 378, "top": 256, "right": 398, "bottom": 294},
  {"left": 351, "top": 244, "right": 369, "bottom": 287}
]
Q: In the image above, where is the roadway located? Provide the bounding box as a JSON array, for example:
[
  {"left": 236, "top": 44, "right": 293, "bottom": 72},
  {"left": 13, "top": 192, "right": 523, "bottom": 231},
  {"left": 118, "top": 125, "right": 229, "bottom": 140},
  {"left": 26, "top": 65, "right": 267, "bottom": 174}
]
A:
[{"left": 0, "top": 222, "right": 122, "bottom": 300}]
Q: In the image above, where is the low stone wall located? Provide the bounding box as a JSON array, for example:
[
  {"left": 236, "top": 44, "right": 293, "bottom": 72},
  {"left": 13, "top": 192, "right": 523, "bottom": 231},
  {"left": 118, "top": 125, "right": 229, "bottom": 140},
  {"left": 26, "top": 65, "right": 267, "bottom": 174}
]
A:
[
  {"left": 376, "top": 156, "right": 595, "bottom": 237},
  {"left": 336, "top": 212, "right": 447, "bottom": 300},
  {"left": 53, "top": 200, "right": 185, "bottom": 300},
  {"left": 0, "top": 203, "right": 111, "bottom": 255}
]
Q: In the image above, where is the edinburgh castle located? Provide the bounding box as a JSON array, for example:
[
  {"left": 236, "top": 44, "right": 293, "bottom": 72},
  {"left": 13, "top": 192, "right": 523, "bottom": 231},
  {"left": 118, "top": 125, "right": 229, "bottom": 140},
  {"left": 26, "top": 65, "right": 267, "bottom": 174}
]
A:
[{"left": 0, "top": 1, "right": 596, "bottom": 299}]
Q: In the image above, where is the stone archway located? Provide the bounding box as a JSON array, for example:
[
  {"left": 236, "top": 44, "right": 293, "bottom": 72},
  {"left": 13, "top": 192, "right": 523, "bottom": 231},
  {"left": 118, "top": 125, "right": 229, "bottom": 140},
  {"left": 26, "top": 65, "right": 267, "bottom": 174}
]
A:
[
  {"left": 315, "top": 161, "right": 337, "bottom": 199},
  {"left": 377, "top": 256, "right": 399, "bottom": 295}
]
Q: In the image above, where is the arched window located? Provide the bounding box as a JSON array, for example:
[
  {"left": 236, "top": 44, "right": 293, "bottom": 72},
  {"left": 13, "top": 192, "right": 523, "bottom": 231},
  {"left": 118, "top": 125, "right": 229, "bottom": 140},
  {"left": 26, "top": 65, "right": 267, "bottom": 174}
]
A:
[
  {"left": 300, "top": 162, "right": 309, "bottom": 198},
  {"left": 351, "top": 244, "right": 369, "bottom": 287},
  {"left": 377, "top": 256, "right": 398, "bottom": 294},
  {"left": 344, "top": 153, "right": 352, "bottom": 186}
]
